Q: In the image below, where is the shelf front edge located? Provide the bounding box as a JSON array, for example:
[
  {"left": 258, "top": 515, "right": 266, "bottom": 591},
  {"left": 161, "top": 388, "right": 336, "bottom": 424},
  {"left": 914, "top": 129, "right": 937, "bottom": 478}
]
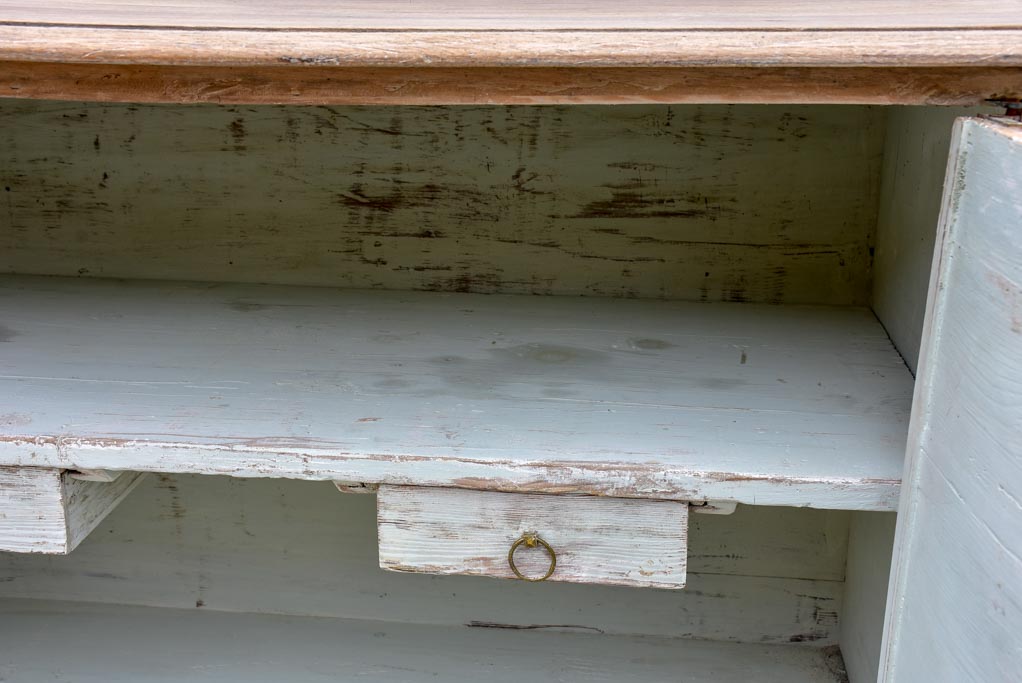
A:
[
  {"left": 0, "top": 438, "right": 900, "bottom": 511},
  {"left": 2, "top": 61, "right": 1022, "bottom": 106}
]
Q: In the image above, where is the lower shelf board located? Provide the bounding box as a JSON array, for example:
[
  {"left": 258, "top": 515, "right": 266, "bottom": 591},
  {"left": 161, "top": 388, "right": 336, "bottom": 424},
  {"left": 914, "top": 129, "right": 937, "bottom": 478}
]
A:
[{"left": 0, "top": 599, "right": 846, "bottom": 682}]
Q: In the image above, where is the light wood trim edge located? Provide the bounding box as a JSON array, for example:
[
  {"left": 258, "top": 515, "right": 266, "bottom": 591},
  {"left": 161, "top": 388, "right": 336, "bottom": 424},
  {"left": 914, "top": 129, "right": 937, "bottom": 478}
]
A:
[
  {"left": 2, "top": 26, "right": 1022, "bottom": 68},
  {"left": 2, "top": 62, "right": 1021, "bottom": 105}
]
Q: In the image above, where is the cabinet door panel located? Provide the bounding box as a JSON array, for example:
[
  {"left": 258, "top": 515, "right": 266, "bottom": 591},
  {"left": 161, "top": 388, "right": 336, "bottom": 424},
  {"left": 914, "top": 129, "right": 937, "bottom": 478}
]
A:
[{"left": 881, "top": 119, "right": 1022, "bottom": 682}]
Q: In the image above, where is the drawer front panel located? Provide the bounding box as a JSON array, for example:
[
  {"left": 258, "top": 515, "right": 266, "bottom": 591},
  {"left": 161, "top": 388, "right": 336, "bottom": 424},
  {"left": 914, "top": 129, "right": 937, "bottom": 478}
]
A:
[{"left": 377, "top": 486, "right": 688, "bottom": 589}]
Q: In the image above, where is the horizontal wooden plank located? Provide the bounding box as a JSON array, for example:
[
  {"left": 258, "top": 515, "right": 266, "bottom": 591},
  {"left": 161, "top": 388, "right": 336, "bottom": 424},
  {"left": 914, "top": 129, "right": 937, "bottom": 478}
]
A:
[
  {"left": 0, "top": 100, "right": 883, "bottom": 308},
  {"left": 378, "top": 486, "right": 688, "bottom": 588},
  {"left": 0, "top": 466, "right": 145, "bottom": 553},
  {"left": 2, "top": 0, "right": 1020, "bottom": 31},
  {"left": 0, "top": 475, "right": 847, "bottom": 642},
  {"left": 0, "top": 275, "right": 911, "bottom": 509},
  {"left": 3, "top": 62, "right": 1019, "bottom": 106},
  {"left": 3, "top": 27, "right": 1022, "bottom": 69},
  {"left": 0, "top": 599, "right": 847, "bottom": 682},
  {"left": 2, "top": 2, "right": 1019, "bottom": 103}
]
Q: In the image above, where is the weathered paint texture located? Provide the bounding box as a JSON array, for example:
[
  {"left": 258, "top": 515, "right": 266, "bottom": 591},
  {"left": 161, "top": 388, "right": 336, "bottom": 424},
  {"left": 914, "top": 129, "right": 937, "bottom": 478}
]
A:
[
  {"left": 377, "top": 486, "right": 689, "bottom": 588},
  {"left": 0, "top": 101, "right": 883, "bottom": 306},
  {"left": 0, "top": 598, "right": 848, "bottom": 682},
  {"left": 0, "top": 275, "right": 912, "bottom": 510},
  {"left": 0, "top": 466, "right": 145, "bottom": 553},
  {"left": 871, "top": 105, "right": 997, "bottom": 373},
  {"left": 881, "top": 119, "right": 1022, "bottom": 681}
]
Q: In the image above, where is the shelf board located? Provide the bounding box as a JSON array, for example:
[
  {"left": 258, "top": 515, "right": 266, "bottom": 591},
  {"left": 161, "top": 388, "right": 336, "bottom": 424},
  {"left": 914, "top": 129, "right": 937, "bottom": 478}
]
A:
[
  {"left": 0, "top": 275, "right": 911, "bottom": 509},
  {"left": 1, "top": 1, "right": 1020, "bottom": 105},
  {"left": 0, "top": 598, "right": 846, "bottom": 682}
]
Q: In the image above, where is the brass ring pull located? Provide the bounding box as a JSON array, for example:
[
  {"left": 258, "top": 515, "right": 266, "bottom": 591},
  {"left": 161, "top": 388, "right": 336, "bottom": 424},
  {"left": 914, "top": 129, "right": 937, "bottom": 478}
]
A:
[{"left": 507, "top": 532, "right": 557, "bottom": 582}]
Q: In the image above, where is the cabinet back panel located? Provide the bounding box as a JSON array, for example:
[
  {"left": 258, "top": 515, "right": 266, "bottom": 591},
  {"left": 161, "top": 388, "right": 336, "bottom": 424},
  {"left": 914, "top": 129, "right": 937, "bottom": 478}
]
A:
[
  {"left": 0, "top": 474, "right": 847, "bottom": 644},
  {"left": 1, "top": 101, "right": 882, "bottom": 305}
]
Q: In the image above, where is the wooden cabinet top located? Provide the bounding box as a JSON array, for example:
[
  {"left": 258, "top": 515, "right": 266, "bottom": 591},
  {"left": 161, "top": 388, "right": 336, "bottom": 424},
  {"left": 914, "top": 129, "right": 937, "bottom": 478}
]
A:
[{"left": 2, "top": 1, "right": 1021, "bottom": 104}]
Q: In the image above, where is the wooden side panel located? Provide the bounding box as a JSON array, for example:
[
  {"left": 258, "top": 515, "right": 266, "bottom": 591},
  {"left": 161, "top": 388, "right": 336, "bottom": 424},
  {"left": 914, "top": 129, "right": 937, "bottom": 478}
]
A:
[
  {"left": 0, "top": 474, "right": 845, "bottom": 643},
  {"left": 377, "top": 486, "right": 687, "bottom": 588},
  {"left": 0, "top": 466, "right": 144, "bottom": 553},
  {"left": 0, "top": 100, "right": 883, "bottom": 306},
  {"left": 881, "top": 120, "right": 1022, "bottom": 681},
  {"left": 839, "top": 511, "right": 896, "bottom": 683},
  {"left": 872, "top": 105, "right": 995, "bottom": 373},
  {"left": 0, "top": 466, "right": 67, "bottom": 553}
]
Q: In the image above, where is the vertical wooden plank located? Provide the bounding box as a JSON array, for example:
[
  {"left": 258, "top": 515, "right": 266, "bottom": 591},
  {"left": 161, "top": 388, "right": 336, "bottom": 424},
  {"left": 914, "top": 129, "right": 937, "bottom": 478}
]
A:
[
  {"left": 839, "top": 511, "right": 896, "bottom": 683},
  {"left": 0, "top": 466, "right": 68, "bottom": 553},
  {"left": 871, "top": 106, "right": 993, "bottom": 372},
  {"left": 881, "top": 119, "right": 1022, "bottom": 681}
]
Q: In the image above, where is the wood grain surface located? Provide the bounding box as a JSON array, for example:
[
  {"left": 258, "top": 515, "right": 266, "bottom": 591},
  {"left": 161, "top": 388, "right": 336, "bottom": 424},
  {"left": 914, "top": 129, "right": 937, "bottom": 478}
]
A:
[
  {"left": 2, "top": 1, "right": 1019, "bottom": 104},
  {"left": 2, "top": 62, "right": 1020, "bottom": 105}
]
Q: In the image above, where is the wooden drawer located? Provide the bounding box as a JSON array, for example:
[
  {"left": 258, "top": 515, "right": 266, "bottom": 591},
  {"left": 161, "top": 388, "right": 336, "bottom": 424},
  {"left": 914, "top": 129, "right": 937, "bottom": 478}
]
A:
[{"left": 377, "top": 486, "right": 689, "bottom": 589}]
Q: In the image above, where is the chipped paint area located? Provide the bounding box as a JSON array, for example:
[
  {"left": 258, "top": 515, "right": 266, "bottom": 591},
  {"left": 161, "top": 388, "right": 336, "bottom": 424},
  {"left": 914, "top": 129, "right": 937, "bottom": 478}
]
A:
[{"left": 0, "top": 101, "right": 882, "bottom": 306}]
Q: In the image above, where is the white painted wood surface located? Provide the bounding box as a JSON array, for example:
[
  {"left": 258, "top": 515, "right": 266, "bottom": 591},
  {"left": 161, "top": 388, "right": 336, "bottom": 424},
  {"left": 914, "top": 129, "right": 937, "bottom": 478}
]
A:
[
  {"left": 0, "top": 101, "right": 882, "bottom": 307},
  {"left": 871, "top": 106, "right": 996, "bottom": 374},
  {"left": 0, "top": 466, "right": 144, "bottom": 553},
  {"left": 839, "top": 511, "right": 896, "bottom": 683},
  {"left": 0, "top": 474, "right": 846, "bottom": 643},
  {"left": 378, "top": 486, "right": 688, "bottom": 588},
  {"left": 0, "top": 275, "right": 911, "bottom": 509},
  {"left": 881, "top": 119, "right": 1022, "bottom": 681},
  {"left": 0, "top": 598, "right": 847, "bottom": 682}
]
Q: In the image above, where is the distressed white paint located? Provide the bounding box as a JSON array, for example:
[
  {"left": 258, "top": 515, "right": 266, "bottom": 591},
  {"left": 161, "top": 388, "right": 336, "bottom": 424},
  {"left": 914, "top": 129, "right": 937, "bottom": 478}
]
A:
[
  {"left": 871, "top": 106, "right": 995, "bottom": 373},
  {"left": 0, "top": 275, "right": 911, "bottom": 509},
  {"left": 0, "top": 474, "right": 846, "bottom": 643},
  {"left": 378, "top": 486, "right": 688, "bottom": 588},
  {"left": 0, "top": 101, "right": 883, "bottom": 307},
  {"left": 0, "top": 466, "right": 144, "bottom": 553},
  {"left": 881, "top": 119, "right": 1022, "bottom": 681},
  {"left": 0, "top": 599, "right": 847, "bottom": 682},
  {"left": 839, "top": 511, "right": 896, "bottom": 683}
]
